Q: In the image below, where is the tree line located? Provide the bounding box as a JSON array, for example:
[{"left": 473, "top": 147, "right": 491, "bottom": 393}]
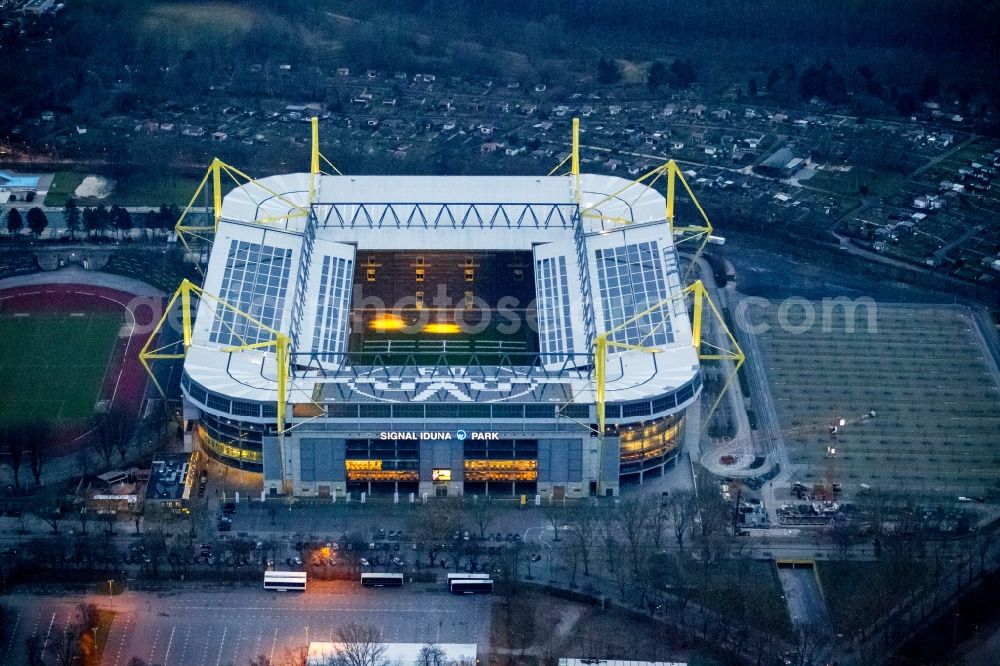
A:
[{"left": 1, "top": 200, "right": 180, "bottom": 241}]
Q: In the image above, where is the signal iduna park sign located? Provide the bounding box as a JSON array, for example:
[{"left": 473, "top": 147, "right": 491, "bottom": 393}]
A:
[{"left": 379, "top": 430, "right": 500, "bottom": 441}]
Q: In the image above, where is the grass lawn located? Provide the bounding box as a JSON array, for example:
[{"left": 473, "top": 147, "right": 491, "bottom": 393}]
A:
[
  {"left": 43, "top": 171, "right": 88, "bottom": 207},
  {"left": 47, "top": 169, "right": 219, "bottom": 208},
  {"left": 655, "top": 555, "right": 795, "bottom": 641},
  {"left": 141, "top": 3, "right": 257, "bottom": 50},
  {"left": 108, "top": 171, "right": 216, "bottom": 208},
  {"left": 807, "top": 167, "right": 907, "bottom": 197},
  {"left": 816, "top": 560, "right": 929, "bottom": 635},
  {"left": 0, "top": 313, "right": 122, "bottom": 423}
]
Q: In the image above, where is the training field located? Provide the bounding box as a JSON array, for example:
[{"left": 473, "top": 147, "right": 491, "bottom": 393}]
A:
[
  {"left": 754, "top": 303, "right": 1000, "bottom": 496},
  {"left": 0, "top": 313, "right": 123, "bottom": 423}
]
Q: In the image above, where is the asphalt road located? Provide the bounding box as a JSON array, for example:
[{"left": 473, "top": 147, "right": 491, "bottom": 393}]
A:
[
  {"left": 3, "top": 586, "right": 490, "bottom": 666},
  {"left": 777, "top": 566, "right": 834, "bottom": 637}
]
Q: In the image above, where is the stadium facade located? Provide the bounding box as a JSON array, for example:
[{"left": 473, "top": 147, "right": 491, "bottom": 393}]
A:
[{"left": 180, "top": 171, "right": 701, "bottom": 498}]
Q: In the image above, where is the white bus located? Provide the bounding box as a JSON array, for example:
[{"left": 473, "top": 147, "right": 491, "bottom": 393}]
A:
[
  {"left": 360, "top": 572, "right": 404, "bottom": 587},
  {"left": 447, "top": 573, "right": 493, "bottom": 594},
  {"left": 263, "top": 571, "right": 307, "bottom": 591}
]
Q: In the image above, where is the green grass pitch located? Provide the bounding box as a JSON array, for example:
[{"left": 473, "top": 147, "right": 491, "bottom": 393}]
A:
[{"left": 0, "top": 313, "right": 123, "bottom": 424}]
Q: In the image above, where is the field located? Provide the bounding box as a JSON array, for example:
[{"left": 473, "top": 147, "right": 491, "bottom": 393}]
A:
[
  {"left": 753, "top": 302, "right": 1000, "bottom": 495},
  {"left": 816, "top": 560, "right": 930, "bottom": 635},
  {"left": 654, "top": 554, "right": 795, "bottom": 640},
  {"left": 0, "top": 313, "right": 123, "bottom": 423},
  {"left": 141, "top": 3, "right": 257, "bottom": 50},
  {"left": 43, "top": 170, "right": 88, "bottom": 207},
  {"left": 44, "top": 169, "right": 214, "bottom": 208}
]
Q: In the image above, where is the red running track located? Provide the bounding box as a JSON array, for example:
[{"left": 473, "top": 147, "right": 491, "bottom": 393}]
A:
[{"left": 0, "top": 284, "right": 165, "bottom": 455}]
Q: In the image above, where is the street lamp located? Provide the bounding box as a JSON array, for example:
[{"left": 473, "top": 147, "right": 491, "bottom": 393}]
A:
[{"left": 107, "top": 580, "right": 114, "bottom": 608}]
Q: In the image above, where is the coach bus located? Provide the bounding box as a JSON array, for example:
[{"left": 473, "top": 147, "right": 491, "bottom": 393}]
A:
[
  {"left": 360, "top": 572, "right": 404, "bottom": 588},
  {"left": 263, "top": 571, "right": 307, "bottom": 591},
  {"left": 447, "top": 573, "right": 493, "bottom": 594}
]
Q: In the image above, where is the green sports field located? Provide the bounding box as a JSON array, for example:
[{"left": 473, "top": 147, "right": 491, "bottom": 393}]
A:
[{"left": 0, "top": 313, "right": 123, "bottom": 424}]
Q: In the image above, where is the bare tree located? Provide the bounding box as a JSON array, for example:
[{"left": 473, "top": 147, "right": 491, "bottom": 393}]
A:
[
  {"left": 666, "top": 490, "right": 698, "bottom": 550},
  {"left": 417, "top": 643, "right": 445, "bottom": 666},
  {"left": 92, "top": 407, "right": 134, "bottom": 467},
  {"left": 25, "top": 634, "right": 44, "bottom": 666},
  {"left": 51, "top": 623, "right": 82, "bottom": 666},
  {"left": 25, "top": 422, "right": 50, "bottom": 486},
  {"left": 331, "top": 622, "right": 388, "bottom": 666},
  {"left": 32, "top": 485, "right": 64, "bottom": 533},
  {"left": 617, "top": 495, "right": 654, "bottom": 579},
  {"left": 0, "top": 424, "right": 27, "bottom": 489},
  {"left": 279, "top": 646, "right": 308, "bottom": 666},
  {"left": 410, "top": 507, "right": 461, "bottom": 567},
  {"left": 466, "top": 496, "right": 499, "bottom": 539},
  {"left": 565, "top": 500, "right": 598, "bottom": 576},
  {"left": 542, "top": 499, "right": 566, "bottom": 541}
]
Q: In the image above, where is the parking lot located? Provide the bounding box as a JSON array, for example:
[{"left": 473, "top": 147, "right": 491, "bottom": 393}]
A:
[
  {"left": 753, "top": 303, "right": 1000, "bottom": 496},
  {"left": 3, "top": 587, "right": 490, "bottom": 666}
]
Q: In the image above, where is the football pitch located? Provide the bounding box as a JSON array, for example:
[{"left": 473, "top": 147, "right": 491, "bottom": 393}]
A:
[{"left": 0, "top": 313, "right": 123, "bottom": 424}]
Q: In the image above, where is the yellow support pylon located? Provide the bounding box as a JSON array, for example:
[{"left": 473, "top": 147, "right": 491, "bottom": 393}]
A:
[
  {"left": 138, "top": 279, "right": 291, "bottom": 434},
  {"left": 571, "top": 117, "right": 580, "bottom": 202},
  {"left": 586, "top": 279, "right": 744, "bottom": 493},
  {"left": 310, "top": 116, "right": 320, "bottom": 203}
]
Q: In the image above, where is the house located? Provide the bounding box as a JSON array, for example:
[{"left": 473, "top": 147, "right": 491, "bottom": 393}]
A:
[
  {"left": 211, "top": 132, "right": 227, "bottom": 142},
  {"left": 608, "top": 105, "right": 622, "bottom": 116},
  {"left": 480, "top": 142, "right": 504, "bottom": 153},
  {"left": 505, "top": 146, "right": 526, "bottom": 156},
  {"left": 144, "top": 453, "right": 198, "bottom": 515},
  {"left": 40, "top": 111, "right": 55, "bottom": 122},
  {"left": 534, "top": 84, "right": 546, "bottom": 92},
  {"left": 336, "top": 67, "right": 349, "bottom": 77},
  {"left": 671, "top": 141, "right": 684, "bottom": 151},
  {"left": 308, "top": 643, "right": 476, "bottom": 666},
  {"left": 757, "top": 146, "right": 806, "bottom": 178}
]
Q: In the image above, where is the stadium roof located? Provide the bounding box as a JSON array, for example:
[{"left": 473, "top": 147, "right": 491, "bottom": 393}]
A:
[
  {"left": 183, "top": 173, "right": 699, "bottom": 410},
  {"left": 307, "top": 642, "right": 476, "bottom": 666}
]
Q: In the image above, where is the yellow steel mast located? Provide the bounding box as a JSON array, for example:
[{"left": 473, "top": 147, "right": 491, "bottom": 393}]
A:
[{"left": 138, "top": 279, "right": 291, "bottom": 435}]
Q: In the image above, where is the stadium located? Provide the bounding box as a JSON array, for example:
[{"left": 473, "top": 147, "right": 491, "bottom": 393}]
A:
[{"left": 158, "top": 121, "right": 732, "bottom": 499}]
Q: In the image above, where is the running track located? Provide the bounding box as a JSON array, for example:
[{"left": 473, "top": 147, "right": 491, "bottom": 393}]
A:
[{"left": 0, "top": 284, "right": 164, "bottom": 454}]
